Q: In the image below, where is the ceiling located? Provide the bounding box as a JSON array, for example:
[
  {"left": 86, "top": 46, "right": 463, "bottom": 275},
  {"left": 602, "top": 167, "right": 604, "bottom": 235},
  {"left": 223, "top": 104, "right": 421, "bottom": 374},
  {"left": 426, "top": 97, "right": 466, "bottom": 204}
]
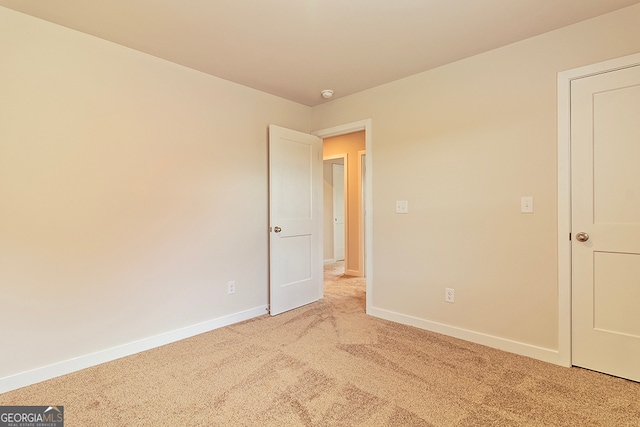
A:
[{"left": 1, "top": 0, "right": 639, "bottom": 106}]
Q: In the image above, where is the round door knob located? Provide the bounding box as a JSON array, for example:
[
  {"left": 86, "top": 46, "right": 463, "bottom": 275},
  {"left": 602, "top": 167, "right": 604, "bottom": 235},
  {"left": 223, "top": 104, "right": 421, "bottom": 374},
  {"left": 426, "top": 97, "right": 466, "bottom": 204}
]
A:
[
  {"left": 274, "top": 226, "right": 282, "bottom": 233},
  {"left": 575, "top": 232, "right": 589, "bottom": 242}
]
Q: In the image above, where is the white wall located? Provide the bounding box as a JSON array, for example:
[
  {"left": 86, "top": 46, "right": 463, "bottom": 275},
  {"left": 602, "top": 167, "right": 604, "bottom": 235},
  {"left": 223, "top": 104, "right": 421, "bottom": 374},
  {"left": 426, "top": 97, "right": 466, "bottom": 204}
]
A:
[
  {"left": 311, "top": 4, "right": 640, "bottom": 363},
  {"left": 0, "top": 7, "right": 311, "bottom": 389}
]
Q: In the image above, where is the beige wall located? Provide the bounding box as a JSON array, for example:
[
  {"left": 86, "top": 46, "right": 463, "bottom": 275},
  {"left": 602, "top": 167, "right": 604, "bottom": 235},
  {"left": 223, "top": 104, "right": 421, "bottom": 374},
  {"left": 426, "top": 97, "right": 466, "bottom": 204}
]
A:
[
  {"left": 0, "top": 7, "right": 311, "bottom": 381},
  {"left": 323, "top": 132, "right": 366, "bottom": 275},
  {"left": 311, "top": 4, "right": 640, "bottom": 359},
  {"left": 3, "top": 2, "right": 640, "bottom": 388}
]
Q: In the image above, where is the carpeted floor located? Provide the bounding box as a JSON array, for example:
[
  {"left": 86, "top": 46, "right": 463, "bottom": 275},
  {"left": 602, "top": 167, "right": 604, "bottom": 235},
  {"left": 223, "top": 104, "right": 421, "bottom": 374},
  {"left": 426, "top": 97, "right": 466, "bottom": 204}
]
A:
[{"left": 1, "top": 262, "right": 639, "bottom": 426}]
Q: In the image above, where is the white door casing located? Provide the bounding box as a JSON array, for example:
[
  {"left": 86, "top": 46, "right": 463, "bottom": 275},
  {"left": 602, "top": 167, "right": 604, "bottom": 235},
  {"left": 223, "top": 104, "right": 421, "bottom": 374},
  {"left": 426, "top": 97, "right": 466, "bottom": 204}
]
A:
[
  {"left": 269, "top": 125, "right": 323, "bottom": 316},
  {"left": 570, "top": 64, "right": 640, "bottom": 382},
  {"left": 359, "top": 151, "right": 366, "bottom": 275}
]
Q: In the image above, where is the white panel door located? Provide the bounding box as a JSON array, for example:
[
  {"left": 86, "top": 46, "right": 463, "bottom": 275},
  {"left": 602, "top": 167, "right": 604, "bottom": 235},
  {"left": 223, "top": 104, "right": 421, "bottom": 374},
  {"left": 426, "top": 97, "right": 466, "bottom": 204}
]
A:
[
  {"left": 269, "top": 125, "right": 323, "bottom": 316},
  {"left": 571, "top": 64, "right": 640, "bottom": 382},
  {"left": 332, "top": 163, "right": 345, "bottom": 261}
]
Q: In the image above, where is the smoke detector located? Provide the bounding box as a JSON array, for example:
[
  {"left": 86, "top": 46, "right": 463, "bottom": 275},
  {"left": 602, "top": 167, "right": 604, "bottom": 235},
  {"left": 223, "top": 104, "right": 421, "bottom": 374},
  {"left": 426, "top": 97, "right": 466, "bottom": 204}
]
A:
[{"left": 321, "top": 89, "right": 334, "bottom": 99}]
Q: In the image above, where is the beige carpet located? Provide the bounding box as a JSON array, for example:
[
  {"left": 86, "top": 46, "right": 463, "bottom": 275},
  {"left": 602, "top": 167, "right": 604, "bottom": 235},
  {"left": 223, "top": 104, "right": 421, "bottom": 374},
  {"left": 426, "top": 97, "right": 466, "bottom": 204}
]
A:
[{"left": 1, "top": 262, "right": 639, "bottom": 426}]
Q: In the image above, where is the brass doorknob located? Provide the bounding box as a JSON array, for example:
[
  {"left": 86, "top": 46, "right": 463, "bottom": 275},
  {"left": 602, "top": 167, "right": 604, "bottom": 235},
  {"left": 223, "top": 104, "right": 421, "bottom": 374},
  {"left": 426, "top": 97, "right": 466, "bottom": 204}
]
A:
[
  {"left": 575, "top": 232, "right": 589, "bottom": 242},
  {"left": 274, "top": 226, "right": 282, "bottom": 233}
]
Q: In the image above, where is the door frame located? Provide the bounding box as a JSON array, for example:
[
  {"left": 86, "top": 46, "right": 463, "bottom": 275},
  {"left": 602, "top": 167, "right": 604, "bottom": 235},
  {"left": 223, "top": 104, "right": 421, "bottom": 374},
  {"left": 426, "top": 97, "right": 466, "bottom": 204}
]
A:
[
  {"left": 557, "top": 52, "right": 640, "bottom": 368},
  {"left": 332, "top": 160, "right": 346, "bottom": 262},
  {"left": 358, "top": 150, "right": 367, "bottom": 275},
  {"left": 313, "top": 119, "right": 373, "bottom": 314}
]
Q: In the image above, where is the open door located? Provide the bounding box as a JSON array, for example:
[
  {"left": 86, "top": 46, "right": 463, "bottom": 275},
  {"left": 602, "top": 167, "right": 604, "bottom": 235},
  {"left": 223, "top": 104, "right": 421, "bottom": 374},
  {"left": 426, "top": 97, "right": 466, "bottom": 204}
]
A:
[
  {"left": 332, "top": 162, "right": 346, "bottom": 261},
  {"left": 268, "top": 125, "right": 323, "bottom": 315}
]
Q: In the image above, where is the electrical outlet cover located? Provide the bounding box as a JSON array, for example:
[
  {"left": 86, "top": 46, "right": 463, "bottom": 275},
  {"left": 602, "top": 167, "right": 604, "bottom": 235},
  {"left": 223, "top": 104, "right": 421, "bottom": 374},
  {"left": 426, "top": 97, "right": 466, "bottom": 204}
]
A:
[{"left": 445, "top": 288, "right": 454, "bottom": 303}]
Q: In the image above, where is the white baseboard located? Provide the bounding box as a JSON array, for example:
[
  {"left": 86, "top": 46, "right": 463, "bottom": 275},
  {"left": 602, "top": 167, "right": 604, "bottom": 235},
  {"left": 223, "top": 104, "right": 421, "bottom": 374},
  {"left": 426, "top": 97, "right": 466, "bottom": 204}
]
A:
[
  {"left": 368, "top": 306, "right": 563, "bottom": 366},
  {"left": 324, "top": 258, "right": 336, "bottom": 265},
  {"left": 0, "top": 305, "right": 268, "bottom": 394}
]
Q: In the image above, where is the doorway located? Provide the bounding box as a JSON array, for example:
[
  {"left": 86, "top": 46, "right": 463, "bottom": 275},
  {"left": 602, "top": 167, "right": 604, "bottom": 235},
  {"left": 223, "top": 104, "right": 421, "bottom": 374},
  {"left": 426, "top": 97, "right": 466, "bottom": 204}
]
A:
[
  {"left": 323, "top": 156, "right": 346, "bottom": 265},
  {"left": 322, "top": 131, "right": 365, "bottom": 277},
  {"left": 314, "top": 119, "right": 373, "bottom": 314}
]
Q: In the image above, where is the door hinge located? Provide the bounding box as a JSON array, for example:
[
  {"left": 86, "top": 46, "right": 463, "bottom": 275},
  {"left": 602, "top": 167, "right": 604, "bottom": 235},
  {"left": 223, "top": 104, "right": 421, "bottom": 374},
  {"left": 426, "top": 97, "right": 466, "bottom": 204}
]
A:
[{"left": 569, "top": 232, "right": 572, "bottom": 241}]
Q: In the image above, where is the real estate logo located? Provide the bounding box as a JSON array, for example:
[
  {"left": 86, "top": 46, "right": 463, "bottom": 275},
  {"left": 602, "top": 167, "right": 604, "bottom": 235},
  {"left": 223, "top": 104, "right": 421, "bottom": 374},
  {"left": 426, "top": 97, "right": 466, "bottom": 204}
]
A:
[{"left": 0, "top": 406, "right": 64, "bottom": 427}]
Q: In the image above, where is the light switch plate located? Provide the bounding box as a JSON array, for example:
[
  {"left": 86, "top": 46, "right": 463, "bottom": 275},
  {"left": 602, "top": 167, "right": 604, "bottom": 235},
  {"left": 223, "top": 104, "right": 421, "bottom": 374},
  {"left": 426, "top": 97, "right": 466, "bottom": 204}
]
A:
[
  {"left": 521, "top": 196, "right": 533, "bottom": 213},
  {"left": 396, "top": 200, "right": 408, "bottom": 214}
]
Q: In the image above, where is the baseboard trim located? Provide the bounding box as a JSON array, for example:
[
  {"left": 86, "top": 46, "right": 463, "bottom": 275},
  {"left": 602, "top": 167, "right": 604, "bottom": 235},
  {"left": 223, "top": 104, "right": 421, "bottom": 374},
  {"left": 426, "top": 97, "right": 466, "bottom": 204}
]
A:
[
  {"left": 324, "top": 258, "right": 336, "bottom": 265},
  {"left": 345, "top": 269, "right": 362, "bottom": 277},
  {"left": 0, "top": 305, "right": 268, "bottom": 394},
  {"left": 368, "top": 306, "right": 562, "bottom": 366}
]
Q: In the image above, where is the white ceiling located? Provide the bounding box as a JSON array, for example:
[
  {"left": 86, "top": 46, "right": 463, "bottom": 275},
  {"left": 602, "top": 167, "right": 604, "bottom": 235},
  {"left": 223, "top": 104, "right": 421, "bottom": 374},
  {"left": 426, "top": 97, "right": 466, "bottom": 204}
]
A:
[{"left": 1, "top": 0, "right": 639, "bottom": 106}]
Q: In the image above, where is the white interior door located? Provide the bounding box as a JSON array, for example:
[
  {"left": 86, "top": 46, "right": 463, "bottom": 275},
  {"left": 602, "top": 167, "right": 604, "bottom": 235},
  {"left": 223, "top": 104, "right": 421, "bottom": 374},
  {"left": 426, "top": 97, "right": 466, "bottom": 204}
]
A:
[
  {"left": 332, "top": 163, "right": 345, "bottom": 261},
  {"left": 571, "top": 64, "right": 640, "bottom": 382},
  {"left": 269, "top": 125, "right": 323, "bottom": 316}
]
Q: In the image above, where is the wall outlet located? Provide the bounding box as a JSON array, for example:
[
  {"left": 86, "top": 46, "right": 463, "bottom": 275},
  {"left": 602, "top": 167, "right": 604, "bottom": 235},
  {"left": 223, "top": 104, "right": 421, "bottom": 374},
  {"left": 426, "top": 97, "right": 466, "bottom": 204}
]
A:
[
  {"left": 445, "top": 288, "right": 454, "bottom": 303},
  {"left": 227, "top": 281, "right": 236, "bottom": 295}
]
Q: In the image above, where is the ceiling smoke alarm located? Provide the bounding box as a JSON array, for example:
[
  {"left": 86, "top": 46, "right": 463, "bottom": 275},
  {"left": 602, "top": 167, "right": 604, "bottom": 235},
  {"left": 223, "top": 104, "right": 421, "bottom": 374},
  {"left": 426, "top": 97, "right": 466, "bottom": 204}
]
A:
[{"left": 321, "top": 89, "right": 334, "bottom": 99}]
